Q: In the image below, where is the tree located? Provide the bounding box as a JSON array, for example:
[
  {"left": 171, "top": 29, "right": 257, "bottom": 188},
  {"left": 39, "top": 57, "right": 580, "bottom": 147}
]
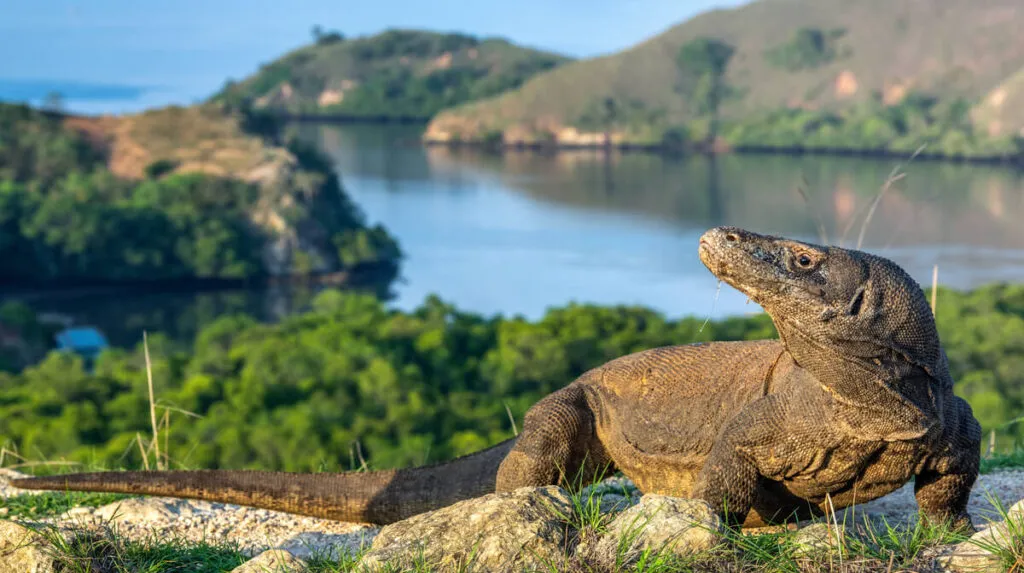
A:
[
  {"left": 42, "top": 91, "right": 64, "bottom": 114},
  {"left": 311, "top": 25, "right": 344, "bottom": 46},
  {"left": 676, "top": 38, "right": 735, "bottom": 148},
  {"left": 603, "top": 97, "right": 617, "bottom": 149}
]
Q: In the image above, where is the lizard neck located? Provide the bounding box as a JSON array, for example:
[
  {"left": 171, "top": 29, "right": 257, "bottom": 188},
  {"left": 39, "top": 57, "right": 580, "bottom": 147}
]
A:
[{"left": 776, "top": 318, "right": 944, "bottom": 441}]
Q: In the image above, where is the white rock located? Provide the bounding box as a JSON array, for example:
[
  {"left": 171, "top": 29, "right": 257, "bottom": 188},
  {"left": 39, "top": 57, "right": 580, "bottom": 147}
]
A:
[
  {"left": 792, "top": 522, "right": 843, "bottom": 558},
  {"left": 0, "top": 520, "right": 57, "bottom": 573},
  {"left": 359, "top": 486, "right": 574, "bottom": 572},
  {"left": 582, "top": 495, "right": 723, "bottom": 568},
  {"left": 0, "top": 469, "right": 45, "bottom": 499},
  {"left": 93, "top": 497, "right": 195, "bottom": 523},
  {"left": 941, "top": 498, "right": 1024, "bottom": 573},
  {"left": 231, "top": 549, "right": 308, "bottom": 572},
  {"left": 274, "top": 530, "right": 376, "bottom": 560}
]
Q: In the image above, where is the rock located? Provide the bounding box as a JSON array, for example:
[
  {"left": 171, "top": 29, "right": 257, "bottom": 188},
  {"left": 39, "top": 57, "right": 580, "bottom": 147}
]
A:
[
  {"left": 0, "top": 468, "right": 44, "bottom": 500},
  {"left": 942, "top": 540, "right": 1002, "bottom": 573},
  {"left": 274, "top": 530, "right": 377, "bottom": 561},
  {"left": 792, "top": 522, "right": 843, "bottom": 558},
  {"left": 60, "top": 506, "right": 95, "bottom": 520},
  {"left": 577, "top": 477, "right": 640, "bottom": 516},
  {"left": 31, "top": 495, "right": 375, "bottom": 560},
  {"left": 597, "top": 493, "right": 635, "bottom": 514},
  {"left": 582, "top": 495, "right": 722, "bottom": 569},
  {"left": 93, "top": 497, "right": 195, "bottom": 523},
  {"left": 0, "top": 468, "right": 29, "bottom": 481},
  {"left": 231, "top": 549, "right": 308, "bottom": 573},
  {"left": 358, "top": 486, "right": 574, "bottom": 572},
  {"left": 0, "top": 520, "right": 57, "bottom": 573},
  {"left": 941, "top": 499, "right": 1024, "bottom": 573},
  {"left": 582, "top": 476, "right": 639, "bottom": 498}
]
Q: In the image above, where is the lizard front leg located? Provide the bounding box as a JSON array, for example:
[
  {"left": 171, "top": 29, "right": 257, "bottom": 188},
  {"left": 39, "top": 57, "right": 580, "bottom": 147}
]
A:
[
  {"left": 914, "top": 396, "right": 981, "bottom": 534},
  {"left": 691, "top": 394, "right": 791, "bottom": 526},
  {"left": 692, "top": 392, "right": 831, "bottom": 527},
  {"left": 690, "top": 433, "right": 761, "bottom": 526}
]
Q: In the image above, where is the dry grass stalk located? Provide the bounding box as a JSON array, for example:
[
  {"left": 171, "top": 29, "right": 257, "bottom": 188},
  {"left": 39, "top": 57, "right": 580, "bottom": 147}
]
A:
[
  {"left": 135, "top": 432, "right": 150, "bottom": 471},
  {"left": 855, "top": 144, "right": 926, "bottom": 250},
  {"left": 143, "top": 331, "right": 163, "bottom": 471},
  {"left": 505, "top": 402, "right": 519, "bottom": 436}
]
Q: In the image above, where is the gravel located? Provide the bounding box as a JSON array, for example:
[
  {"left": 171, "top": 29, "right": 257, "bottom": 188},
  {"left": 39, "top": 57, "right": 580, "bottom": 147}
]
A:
[{"left": 3, "top": 468, "right": 1023, "bottom": 559}]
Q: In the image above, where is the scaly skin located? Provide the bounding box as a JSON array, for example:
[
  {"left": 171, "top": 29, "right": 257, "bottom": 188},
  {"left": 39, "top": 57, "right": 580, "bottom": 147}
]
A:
[{"left": 10, "top": 226, "right": 981, "bottom": 531}]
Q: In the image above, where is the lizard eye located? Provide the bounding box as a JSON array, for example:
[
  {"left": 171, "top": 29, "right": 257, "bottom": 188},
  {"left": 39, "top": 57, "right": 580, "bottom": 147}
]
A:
[{"left": 796, "top": 254, "right": 813, "bottom": 268}]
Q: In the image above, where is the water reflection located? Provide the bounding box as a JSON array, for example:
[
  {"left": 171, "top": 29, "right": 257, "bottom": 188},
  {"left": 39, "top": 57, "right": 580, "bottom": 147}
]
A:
[
  {"left": 307, "top": 123, "right": 1024, "bottom": 317},
  {"left": 417, "top": 144, "right": 1024, "bottom": 252},
  {"left": 10, "top": 122, "right": 1024, "bottom": 349}
]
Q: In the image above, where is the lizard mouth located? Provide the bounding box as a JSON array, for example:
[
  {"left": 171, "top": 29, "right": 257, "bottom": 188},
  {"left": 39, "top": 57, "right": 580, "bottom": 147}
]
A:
[
  {"left": 699, "top": 246, "right": 767, "bottom": 305},
  {"left": 697, "top": 238, "right": 715, "bottom": 269}
]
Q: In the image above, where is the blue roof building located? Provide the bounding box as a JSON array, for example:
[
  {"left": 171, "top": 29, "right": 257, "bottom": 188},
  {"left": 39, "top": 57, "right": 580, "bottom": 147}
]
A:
[{"left": 55, "top": 327, "right": 109, "bottom": 361}]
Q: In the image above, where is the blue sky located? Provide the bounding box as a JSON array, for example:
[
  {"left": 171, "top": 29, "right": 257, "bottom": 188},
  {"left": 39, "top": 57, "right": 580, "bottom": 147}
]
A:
[{"left": 1, "top": 0, "right": 746, "bottom": 113}]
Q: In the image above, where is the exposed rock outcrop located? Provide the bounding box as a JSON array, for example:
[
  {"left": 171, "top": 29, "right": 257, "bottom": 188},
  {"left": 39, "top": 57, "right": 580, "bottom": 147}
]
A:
[
  {"left": 579, "top": 495, "right": 722, "bottom": 569},
  {"left": 0, "top": 520, "right": 57, "bottom": 573},
  {"left": 358, "top": 486, "right": 574, "bottom": 572}
]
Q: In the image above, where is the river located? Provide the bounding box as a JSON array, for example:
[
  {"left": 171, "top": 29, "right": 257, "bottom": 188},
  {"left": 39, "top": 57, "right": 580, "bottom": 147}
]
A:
[{"left": 11, "top": 123, "right": 1024, "bottom": 348}]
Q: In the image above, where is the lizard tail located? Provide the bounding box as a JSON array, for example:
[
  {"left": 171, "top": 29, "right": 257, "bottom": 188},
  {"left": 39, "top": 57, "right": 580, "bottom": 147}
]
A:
[{"left": 8, "top": 438, "right": 517, "bottom": 525}]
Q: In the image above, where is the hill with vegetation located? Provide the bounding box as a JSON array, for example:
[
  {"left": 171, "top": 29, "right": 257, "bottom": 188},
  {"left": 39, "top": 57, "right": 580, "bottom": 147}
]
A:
[
  {"left": 0, "top": 102, "right": 401, "bottom": 286},
  {"left": 1, "top": 283, "right": 1021, "bottom": 474},
  {"left": 426, "top": 0, "right": 1024, "bottom": 159},
  {"left": 214, "top": 29, "right": 571, "bottom": 120}
]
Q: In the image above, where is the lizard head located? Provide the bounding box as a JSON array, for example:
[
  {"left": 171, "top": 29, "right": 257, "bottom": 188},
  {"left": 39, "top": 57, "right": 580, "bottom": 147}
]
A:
[{"left": 698, "top": 226, "right": 943, "bottom": 378}]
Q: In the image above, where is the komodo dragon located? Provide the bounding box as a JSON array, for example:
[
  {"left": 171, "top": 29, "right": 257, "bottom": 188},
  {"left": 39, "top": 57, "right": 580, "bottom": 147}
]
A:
[{"left": 10, "top": 226, "right": 982, "bottom": 531}]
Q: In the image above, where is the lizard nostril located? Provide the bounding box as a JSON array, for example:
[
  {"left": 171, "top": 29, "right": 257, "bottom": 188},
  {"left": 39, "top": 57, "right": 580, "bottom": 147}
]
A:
[{"left": 725, "top": 233, "right": 739, "bottom": 243}]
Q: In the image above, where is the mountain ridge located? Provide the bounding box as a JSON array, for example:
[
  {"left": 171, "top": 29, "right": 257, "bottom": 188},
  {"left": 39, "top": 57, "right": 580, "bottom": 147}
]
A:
[
  {"left": 215, "top": 29, "right": 572, "bottom": 120},
  {"left": 424, "top": 0, "right": 1024, "bottom": 156}
]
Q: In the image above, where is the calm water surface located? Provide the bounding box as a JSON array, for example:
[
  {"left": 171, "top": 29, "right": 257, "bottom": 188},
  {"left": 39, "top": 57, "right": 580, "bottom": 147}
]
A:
[
  {"left": 311, "top": 124, "right": 1024, "bottom": 320},
  {"left": 11, "top": 123, "right": 1024, "bottom": 347}
]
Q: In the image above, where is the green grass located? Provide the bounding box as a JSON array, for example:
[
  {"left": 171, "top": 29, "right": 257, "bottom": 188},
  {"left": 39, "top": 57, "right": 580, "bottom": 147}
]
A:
[
  {"left": 1, "top": 491, "right": 132, "bottom": 519},
  {"left": 31, "top": 526, "right": 249, "bottom": 573},
  {"left": 981, "top": 449, "right": 1024, "bottom": 474},
  {"left": 0, "top": 505, "right": 1001, "bottom": 572},
  {"left": 836, "top": 516, "right": 967, "bottom": 569}
]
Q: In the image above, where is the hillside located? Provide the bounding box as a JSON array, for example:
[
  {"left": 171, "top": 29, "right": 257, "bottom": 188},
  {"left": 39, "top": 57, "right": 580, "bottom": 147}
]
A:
[
  {"left": 0, "top": 102, "right": 401, "bottom": 285},
  {"left": 215, "top": 29, "right": 571, "bottom": 119},
  {"left": 425, "top": 0, "right": 1024, "bottom": 156}
]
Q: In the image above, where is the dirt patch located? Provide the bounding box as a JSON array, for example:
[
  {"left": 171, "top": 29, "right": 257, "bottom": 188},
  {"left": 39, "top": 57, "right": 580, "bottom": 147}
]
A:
[
  {"left": 835, "top": 70, "right": 859, "bottom": 99},
  {"left": 72, "top": 104, "right": 291, "bottom": 181},
  {"left": 61, "top": 115, "right": 118, "bottom": 156}
]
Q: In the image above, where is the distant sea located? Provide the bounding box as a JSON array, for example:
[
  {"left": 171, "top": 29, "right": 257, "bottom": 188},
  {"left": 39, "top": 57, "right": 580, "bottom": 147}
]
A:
[{"left": 0, "top": 79, "right": 165, "bottom": 114}]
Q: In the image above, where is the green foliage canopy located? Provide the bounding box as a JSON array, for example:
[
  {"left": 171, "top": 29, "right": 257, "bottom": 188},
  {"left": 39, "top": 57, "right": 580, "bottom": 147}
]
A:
[
  {"left": 0, "top": 103, "right": 402, "bottom": 285},
  {"left": 1, "top": 285, "right": 1020, "bottom": 474}
]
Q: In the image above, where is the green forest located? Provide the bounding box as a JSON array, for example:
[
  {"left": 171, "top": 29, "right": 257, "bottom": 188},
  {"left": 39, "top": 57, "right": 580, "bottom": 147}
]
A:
[
  {"left": 719, "top": 94, "right": 1021, "bottom": 160},
  {"left": 1, "top": 283, "right": 1021, "bottom": 475},
  {"left": 566, "top": 35, "right": 1024, "bottom": 159},
  {"left": 0, "top": 103, "right": 401, "bottom": 284},
  {"left": 216, "top": 29, "right": 569, "bottom": 119}
]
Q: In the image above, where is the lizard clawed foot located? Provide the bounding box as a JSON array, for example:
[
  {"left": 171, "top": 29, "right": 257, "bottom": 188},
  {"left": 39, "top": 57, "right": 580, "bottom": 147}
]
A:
[{"left": 920, "top": 512, "right": 976, "bottom": 537}]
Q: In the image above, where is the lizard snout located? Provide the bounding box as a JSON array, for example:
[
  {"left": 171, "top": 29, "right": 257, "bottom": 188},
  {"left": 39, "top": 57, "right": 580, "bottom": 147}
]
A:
[{"left": 699, "top": 227, "right": 751, "bottom": 259}]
